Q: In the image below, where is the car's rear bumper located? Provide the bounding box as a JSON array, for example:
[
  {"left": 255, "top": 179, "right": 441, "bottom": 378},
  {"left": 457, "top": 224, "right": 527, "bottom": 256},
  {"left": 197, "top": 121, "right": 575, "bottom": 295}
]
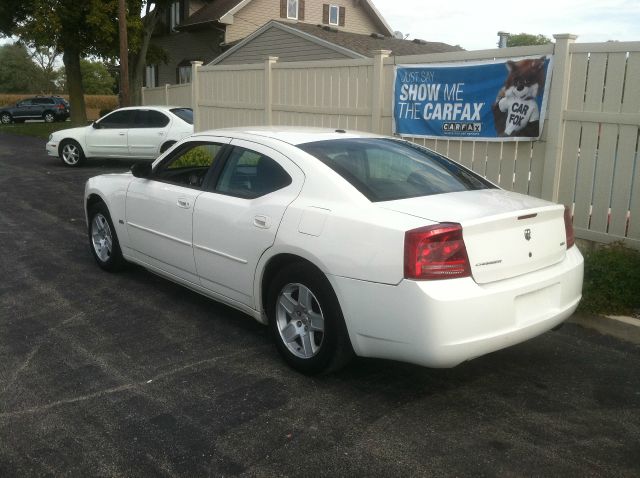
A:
[{"left": 330, "top": 246, "right": 584, "bottom": 368}]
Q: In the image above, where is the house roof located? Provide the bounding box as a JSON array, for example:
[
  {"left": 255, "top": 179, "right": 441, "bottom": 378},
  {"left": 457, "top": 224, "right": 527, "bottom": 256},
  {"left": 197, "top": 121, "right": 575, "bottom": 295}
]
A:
[
  {"left": 177, "top": 0, "right": 393, "bottom": 36},
  {"left": 176, "top": 0, "right": 242, "bottom": 30},
  {"left": 208, "top": 20, "right": 462, "bottom": 65},
  {"left": 283, "top": 22, "right": 463, "bottom": 57}
]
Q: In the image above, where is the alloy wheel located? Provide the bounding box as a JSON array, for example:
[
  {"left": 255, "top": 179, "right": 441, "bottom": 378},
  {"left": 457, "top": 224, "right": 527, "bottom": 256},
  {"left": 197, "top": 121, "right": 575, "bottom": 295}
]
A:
[
  {"left": 276, "top": 283, "right": 325, "bottom": 359},
  {"left": 91, "top": 213, "right": 113, "bottom": 263},
  {"left": 61, "top": 143, "right": 80, "bottom": 165}
]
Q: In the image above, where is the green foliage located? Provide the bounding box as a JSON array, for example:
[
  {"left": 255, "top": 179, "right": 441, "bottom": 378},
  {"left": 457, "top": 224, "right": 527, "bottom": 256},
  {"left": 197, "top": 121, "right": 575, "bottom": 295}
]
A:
[
  {"left": 579, "top": 243, "right": 640, "bottom": 315},
  {"left": 0, "top": 43, "right": 46, "bottom": 93},
  {"left": 80, "top": 60, "right": 116, "bottom": 95},
  {"left": 169, "top": 146, "right": 216, "bottom": 169},
  {"left": 507, "top": 33, "right": 552, "bottom": 47}
]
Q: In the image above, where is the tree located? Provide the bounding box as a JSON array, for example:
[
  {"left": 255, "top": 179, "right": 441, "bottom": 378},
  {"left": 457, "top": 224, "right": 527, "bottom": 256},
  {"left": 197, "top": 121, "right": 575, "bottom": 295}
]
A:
[
  {"left": 0, "top": 0, "right": 121, "bottom": 123},
  {"left": 507, "top": 33, "right": 552, "bottom": 47},
  {"left": 0, "top": 43, "right": 43, "bottom": 93},
  {"left": 80, "top": 60, "right": 117, "bottom": 94}
]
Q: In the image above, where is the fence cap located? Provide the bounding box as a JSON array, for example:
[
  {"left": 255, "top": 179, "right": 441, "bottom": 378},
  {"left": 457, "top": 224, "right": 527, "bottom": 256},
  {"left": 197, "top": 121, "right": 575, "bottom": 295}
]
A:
[{"left": 553, "top": 33, "right": 578, "bottom": 40}]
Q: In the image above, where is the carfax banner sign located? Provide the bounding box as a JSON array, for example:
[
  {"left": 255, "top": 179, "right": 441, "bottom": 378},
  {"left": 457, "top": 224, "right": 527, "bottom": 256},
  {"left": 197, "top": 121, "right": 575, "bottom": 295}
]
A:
[{"left": 393, "top": 55, "right": 553, "bottom": 141}]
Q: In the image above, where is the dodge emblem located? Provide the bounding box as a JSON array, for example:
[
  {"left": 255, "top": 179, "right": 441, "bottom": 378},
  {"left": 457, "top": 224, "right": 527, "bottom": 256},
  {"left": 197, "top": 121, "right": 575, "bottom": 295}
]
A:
[{"left": 524, "top": 228, "right": 532, "bottom": 241}]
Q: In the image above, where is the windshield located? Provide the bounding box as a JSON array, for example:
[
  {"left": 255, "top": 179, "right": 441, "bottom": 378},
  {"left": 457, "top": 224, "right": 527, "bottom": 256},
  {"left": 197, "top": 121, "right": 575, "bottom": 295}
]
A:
[
  {"left": 170, "top": 108, "right": 193, "bottom": 125},
  {"left": 298, "top": 138, "right": 495, "bottom": 202}
]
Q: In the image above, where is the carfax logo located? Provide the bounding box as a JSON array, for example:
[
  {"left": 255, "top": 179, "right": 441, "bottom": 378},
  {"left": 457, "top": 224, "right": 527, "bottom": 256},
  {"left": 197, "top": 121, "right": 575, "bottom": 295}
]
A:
[{"left": 443, "top": 123, "right": 482, "bottom": 133}]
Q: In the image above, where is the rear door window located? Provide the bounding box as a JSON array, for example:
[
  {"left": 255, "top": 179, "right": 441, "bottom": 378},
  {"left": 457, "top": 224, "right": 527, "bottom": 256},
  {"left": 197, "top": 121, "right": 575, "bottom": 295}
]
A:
[
  {"left": 215, "top": 146, "right": 292, "bottom": 199},
  {"left": 133, "top": 110, "right": 170, "bottom": 128}
]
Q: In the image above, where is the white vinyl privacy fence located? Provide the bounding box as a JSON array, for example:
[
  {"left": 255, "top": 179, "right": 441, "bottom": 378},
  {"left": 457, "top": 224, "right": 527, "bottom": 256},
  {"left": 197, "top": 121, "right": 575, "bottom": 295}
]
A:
[{"left": 142, "top": 36, "right": 640, "bottom": 249}]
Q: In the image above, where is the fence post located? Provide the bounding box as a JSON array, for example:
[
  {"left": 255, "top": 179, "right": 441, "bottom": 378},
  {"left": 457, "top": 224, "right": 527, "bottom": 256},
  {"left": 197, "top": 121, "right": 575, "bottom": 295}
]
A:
[
  {"left": 190, "top": 61, "right": 203, "bottom": 132},
  {"left": 541, "top": 33, "right": 577, "bottom": 201},
  {"left": 164, "top": 84, "right": 170, "bottom": 106},
  {"left": 263, "top": 56, "right": 278, "bottom": 126},
  {"left": 141, "top": 86, "right": 146, "bottom": 106},
  {"left": 371, "top": 49, "right": 391, "bottom": 134}
]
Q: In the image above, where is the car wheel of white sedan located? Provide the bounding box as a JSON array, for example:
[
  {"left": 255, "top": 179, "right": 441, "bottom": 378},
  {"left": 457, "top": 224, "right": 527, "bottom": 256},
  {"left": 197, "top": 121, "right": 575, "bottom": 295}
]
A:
[
  {"left": 60, "top": 140, "right": 85, "bottom": 167},
  {"left": 268, "top": 263, "right": 353, "bottom": 375},
  {"left": 88, "top": 203, "right": 126, "bottom": 272}
]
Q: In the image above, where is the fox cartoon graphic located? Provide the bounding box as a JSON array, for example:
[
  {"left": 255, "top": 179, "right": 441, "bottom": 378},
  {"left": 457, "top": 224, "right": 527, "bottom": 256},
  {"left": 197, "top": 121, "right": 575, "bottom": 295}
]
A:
[{"left": 493, "top": 57, "right": 546, "bottom": 137}]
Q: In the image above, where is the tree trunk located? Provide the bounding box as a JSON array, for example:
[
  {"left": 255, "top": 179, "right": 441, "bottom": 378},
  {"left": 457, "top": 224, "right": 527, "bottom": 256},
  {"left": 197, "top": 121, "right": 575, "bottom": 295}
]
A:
[
  {"left": 63, "top": 47, "right": 87, "bottom": 124},
  {"left": 129, "top": 9, "right": 160, "bottom": 106}
]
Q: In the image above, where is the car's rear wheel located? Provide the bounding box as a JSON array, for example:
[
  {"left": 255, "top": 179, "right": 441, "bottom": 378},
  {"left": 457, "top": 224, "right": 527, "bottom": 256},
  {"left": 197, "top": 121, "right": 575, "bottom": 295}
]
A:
[
  {"left": 59, "top": 140, "right": 85, "bottom": 167},
  {"left": 268, "top": 263, "right": 353, "bottom": 374},
  {"left": 43, "top": 112, "right": 55, "bottom": 123},
  {"left": 1, "top": 113, "right": 11, "bottom": 124},
  {"left": 88, "top": 203, "right": 126, "bottom": 272}
]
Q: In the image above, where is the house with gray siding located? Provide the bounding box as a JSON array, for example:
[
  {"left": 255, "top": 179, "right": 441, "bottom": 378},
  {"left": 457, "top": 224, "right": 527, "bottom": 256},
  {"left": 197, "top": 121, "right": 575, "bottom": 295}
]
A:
[
  {"left": 209, "top": 20, "right": 462, "bottom": 66},
  {"left": 146, "top": 0, "right": 395, "bottom": 87}
]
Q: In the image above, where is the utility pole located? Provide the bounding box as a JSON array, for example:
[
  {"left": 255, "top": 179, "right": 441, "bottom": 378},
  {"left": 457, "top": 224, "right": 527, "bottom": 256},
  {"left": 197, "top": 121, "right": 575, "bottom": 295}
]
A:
[{"left": 118, "top": 0, "right": 130, "bottom": 106}]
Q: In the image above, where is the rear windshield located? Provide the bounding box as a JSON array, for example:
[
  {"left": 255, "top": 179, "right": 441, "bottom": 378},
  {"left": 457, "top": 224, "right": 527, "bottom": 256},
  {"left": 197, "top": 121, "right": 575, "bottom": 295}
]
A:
[
  {"left": 298, "top": 138, "right": 495, "bottom": 202},
  {"left": 170, "top": 108, "right": 193, "bottom": 125}
]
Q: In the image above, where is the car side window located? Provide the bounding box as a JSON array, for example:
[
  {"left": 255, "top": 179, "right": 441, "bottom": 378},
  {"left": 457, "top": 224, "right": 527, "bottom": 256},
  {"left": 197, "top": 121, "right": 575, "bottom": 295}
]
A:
[
  {"left": 154, "top": 142, "right": 223, "bottom": 189},
  {"left": 17, "top": 100, "right": 32, "bottom": 107},
  {"left": 215, "top": 147, "right": 292, "bottom": 199},
  {"left": 133, "top": 110, "right": 170, "bottom": 128},
  {"left": 98, "top": 110, "right": 134, "bottom": 129}
]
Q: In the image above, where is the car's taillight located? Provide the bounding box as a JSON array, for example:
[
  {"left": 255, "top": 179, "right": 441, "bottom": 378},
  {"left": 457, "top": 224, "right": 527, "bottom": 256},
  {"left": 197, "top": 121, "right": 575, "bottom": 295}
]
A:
[
  {"left": 404, "top": 223, "right": 471, "bottom": 280},
  {"left": 564, "top": 206, "right": 575, "bottom": 249}
]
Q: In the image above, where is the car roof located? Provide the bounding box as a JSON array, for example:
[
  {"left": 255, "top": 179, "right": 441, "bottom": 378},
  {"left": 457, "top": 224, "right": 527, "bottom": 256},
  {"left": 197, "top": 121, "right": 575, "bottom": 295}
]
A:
[
  {"left": 115, "top": 105, "right": 187, "bottom": 112},
  {"left": 193, "top": 126, "right": 384, "bottom": 146}
]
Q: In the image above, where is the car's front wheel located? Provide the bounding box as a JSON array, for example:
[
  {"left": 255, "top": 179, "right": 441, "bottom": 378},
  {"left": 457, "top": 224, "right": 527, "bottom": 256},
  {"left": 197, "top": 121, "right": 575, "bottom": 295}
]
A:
[
  {"left": 268, "top": 263, "right": 353, "bottom": 374},
  {"left": 43, "top": 112, "right": 55, "bottom": 123},
  {"left": 0, "top": 113, "right": 11, "bottom": 124},
  {"left": 88, "top": 203, "right": 126, "bottom": 272},
  {"left": 59, "top": 140, "right": 85, "bottom": 167}
]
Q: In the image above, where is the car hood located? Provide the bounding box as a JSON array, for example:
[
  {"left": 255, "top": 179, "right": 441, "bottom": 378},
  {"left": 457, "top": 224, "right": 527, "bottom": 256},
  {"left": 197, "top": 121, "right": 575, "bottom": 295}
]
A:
[{"left": 51, "top": 125, "right": 91, "bottom": 140}]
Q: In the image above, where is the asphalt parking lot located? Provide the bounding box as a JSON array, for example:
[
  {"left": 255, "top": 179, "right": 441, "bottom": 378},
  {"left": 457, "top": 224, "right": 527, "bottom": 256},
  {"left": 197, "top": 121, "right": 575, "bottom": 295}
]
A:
[{"left": 1, "top": 133, "right": 639, "bottom": 477}]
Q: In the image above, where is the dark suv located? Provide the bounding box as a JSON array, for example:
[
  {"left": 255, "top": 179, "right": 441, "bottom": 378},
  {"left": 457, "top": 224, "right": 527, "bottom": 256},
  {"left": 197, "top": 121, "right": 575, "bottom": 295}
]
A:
[{"left": 0, "top": 96, "right": 70, "bottom": 124}]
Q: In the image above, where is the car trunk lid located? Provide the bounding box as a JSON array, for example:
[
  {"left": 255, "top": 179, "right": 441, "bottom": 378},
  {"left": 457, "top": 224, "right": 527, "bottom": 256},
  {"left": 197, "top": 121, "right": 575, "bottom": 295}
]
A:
[{"left": 379, "top": 189, "right": 568, "bottom": 284}]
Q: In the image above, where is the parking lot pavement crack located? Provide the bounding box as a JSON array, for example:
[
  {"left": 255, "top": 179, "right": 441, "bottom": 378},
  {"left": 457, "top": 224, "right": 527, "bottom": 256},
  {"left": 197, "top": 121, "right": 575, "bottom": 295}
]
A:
[{"left": 0, "top": 350, "right": 251, "bottom": 419}]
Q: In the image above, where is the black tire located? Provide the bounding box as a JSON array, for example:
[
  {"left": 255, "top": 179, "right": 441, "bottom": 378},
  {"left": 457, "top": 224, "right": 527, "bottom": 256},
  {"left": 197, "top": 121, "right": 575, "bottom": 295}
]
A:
[
  {"left": 59, "top": 139, "right": 86, "bottom": 167},
  {"left": 88, "top": 202, "right": 126, "bottom": 272},
  {"left": 160, "top": 141, "right": 176, "bottom": 154},
  {"left": 267, "top": 263, "right": 353, "bottom": 374},
  {"left": 0, "top": 112, "right": 11, "bottom": 124},
  {"left": 43, "top": 111, "right": 55, "bottom": 123}
]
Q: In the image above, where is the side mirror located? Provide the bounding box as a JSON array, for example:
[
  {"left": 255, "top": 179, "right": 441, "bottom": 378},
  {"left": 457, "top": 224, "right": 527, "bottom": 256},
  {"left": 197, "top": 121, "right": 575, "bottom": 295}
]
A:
[
  {"left": 92, "top": 121, "right": 101, "bottom": 129},
  {"left": 131, "top": 163, "right": 152, "bottom": 178}
]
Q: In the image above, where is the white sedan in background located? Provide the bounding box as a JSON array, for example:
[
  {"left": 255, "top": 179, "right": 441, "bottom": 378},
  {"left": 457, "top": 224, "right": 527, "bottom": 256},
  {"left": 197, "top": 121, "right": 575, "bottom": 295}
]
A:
[
  {"left": 47, "top": 106, "right": 193, "bottom": 167},
  {"left": 84, "top": 127, "right": 583, "bottom": 374}
]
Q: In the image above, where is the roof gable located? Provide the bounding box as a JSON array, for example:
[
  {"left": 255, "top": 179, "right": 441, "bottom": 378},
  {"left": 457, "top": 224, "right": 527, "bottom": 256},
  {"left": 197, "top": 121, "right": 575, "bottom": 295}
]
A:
[{"left": 208, "top": 20, "right": 462, "bottom": 65}]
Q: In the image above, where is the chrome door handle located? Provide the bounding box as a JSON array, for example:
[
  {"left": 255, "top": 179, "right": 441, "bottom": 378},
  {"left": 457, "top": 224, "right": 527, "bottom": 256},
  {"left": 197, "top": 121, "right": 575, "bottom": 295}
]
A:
[
  {"left": 177, "top": 198, "right": 191, "bottom": 209},
  {"left": 119, "top": 132, "right": 126, "bottom": 136}
]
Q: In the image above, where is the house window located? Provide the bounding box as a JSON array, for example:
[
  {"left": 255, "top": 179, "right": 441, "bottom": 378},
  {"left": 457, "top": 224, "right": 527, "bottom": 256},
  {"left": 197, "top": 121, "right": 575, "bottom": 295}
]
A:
[
  {"left": 144, "top": 64, "right": 158, "bottom": 88},
  {"left": 177, "top": 65, "right": 191, "bottom": 84},
  {"left": 287, "top": 0, "right": 298, "bottom": 19},
  {"left": 170, "top": 2, "right": 181, "bottom": 31},
  {"left": 329, "top": 5, "right": 339, "bottom": 25},
  {"left": 323, "top": 4, "right": 344, "bottom": 26}
]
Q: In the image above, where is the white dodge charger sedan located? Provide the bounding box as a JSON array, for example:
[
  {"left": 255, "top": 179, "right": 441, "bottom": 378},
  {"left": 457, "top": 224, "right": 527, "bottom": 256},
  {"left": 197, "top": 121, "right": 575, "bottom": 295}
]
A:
[
  {"left": 84, "top": 127, "right": 583, "bottom": 374},
  {"left": 47, "top": 106, "right": 194, "bottom": 167}
]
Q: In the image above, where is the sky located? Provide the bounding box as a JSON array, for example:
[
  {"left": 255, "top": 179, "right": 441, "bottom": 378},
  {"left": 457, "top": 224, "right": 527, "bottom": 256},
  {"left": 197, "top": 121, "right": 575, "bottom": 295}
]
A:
[{"left": 371, "top": 0, "right": 640, "bottom": 50}]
